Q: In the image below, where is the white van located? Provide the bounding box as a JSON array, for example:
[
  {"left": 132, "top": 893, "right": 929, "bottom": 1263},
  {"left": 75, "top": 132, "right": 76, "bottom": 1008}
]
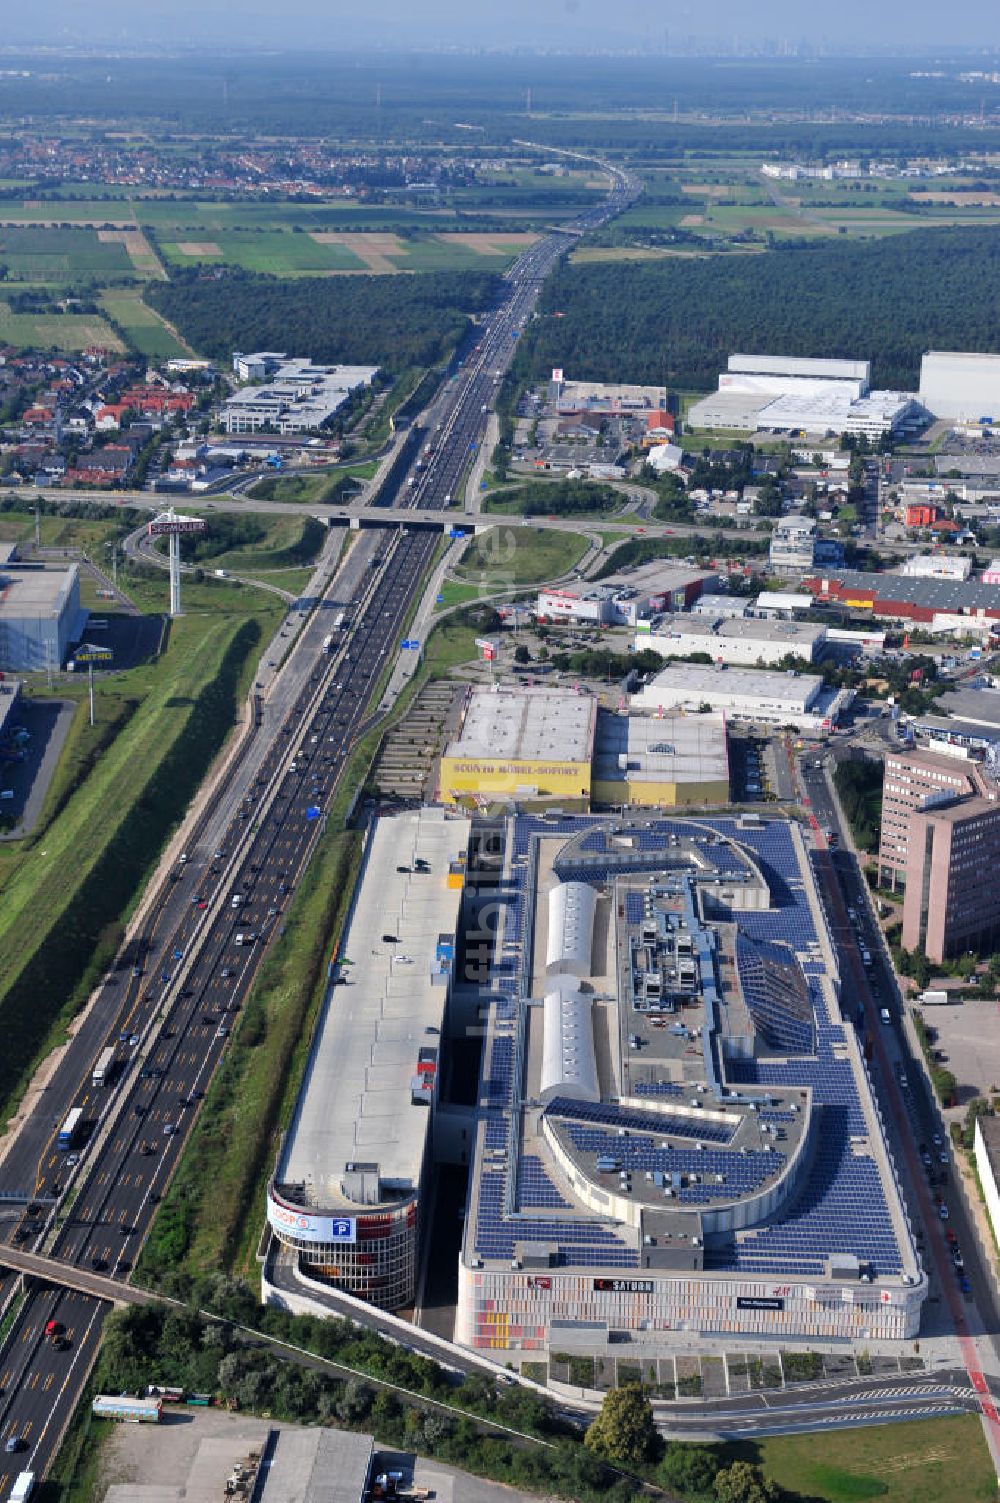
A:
[{"left": 880, "top": 1008, "right": 891, "bottom": 1025}]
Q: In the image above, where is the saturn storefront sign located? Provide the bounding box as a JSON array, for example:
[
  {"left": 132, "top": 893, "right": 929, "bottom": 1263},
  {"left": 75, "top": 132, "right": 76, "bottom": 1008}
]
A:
[
  {"left": 267, "top": 1197, "right": 356, "bottom": 1245},
  {"left": 736, "top": 1295, "right": 785, "bottom": 1311}
]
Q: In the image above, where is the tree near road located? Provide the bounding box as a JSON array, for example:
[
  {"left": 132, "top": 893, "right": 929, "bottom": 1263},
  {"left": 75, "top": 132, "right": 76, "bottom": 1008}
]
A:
[
  {"left": 713, "top": 1459, "right": 779, "bottom": 1503},
  {"left": 659, "top": 1441, "right": 721, "bottom": 1496},
  {"left": 584, "top": 1384, "right": 659, "bottom": 1466}
]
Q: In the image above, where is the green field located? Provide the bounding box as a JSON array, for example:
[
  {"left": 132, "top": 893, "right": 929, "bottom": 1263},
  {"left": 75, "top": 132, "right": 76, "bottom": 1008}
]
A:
[
  {"left": 174, "top": 512, "right": 328, "bottom": 578},
  {"left": 754, "top": 1414, "right": 995, "bottom": 1503},
  {"left": 454, "top": 524, "right": 589, "bottom": 586},
  {"left": 159, "top": 227, "right": 527, "bottom": 277},
  {"left": 0, "top": 198, "right": 453, "bottom": 232},
  {"left": 159, "top": 229, "right": 368, "bottom": 276},
  {"left": 0, "top": 302, "right": 124, "bottom": 352},
  {"left": 0, "top": 504, "right": 130, "bottom": 555},
  {"left": 245, "top": 462, "right": 379, "bottom": 505},
  {"left": 0, "top": 224, "right": 132, "bottom": 282},
  {"left": 434, "top": 579, "right": 486, "bottom": 611},
  {"left": 99, "top": 290, "right": 190, "bottom": 358}
]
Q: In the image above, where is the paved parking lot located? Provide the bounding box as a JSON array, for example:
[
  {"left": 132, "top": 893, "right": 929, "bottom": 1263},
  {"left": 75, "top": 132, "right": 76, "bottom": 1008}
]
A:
[
  {"left": 914, "top": 998, "right": 1000, "bottom": 1112},
  {"left": 0, "top": 697, "right": 75, "bottom": 839}
]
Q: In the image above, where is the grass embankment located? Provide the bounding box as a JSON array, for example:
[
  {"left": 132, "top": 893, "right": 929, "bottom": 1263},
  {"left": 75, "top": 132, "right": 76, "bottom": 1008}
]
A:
[
  {"left": 0, "top": 501, "right": 132, "bottom": 556},
  {"left": 483, "top": 478, "right": 620, "bottom": 519},
  {"left": 173, "top": 514, "right": 327, "bottom": 587},
  {"left": 136, "top": 824, "right": 362, "bottom": 1287},
  {"left": 0, "top": 588, "right": 280, "bottom": 1122},
  {"left": 245, "top": 462, "right": 379, "bottom": 506},
  {"left": 453, "top": 525, "right": 588, "bottom": 587}
]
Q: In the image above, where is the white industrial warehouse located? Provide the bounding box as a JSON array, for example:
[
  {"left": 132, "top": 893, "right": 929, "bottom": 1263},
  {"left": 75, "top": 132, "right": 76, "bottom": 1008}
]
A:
[
  {"left": 638, "top": 614, "right": 827, "bottom": 666},
  {"left": 919, "top": 351, "right": 1000, "bottom": 423},
  {"left": 688, "top": 353, "right": 922, "bottom": 438},
  {"left": 632, "top": 663, "right": 853, "bottom": 729}
]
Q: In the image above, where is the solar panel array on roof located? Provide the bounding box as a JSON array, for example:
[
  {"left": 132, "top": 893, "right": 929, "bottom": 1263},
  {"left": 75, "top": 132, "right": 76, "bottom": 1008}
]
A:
[
  {"left": 545, "top": 1094, "right": 736, "bottom": 1144},
  {"left": 470, "top": 813, "right": 904, "bottom": 1282},
  {"left": 735, "top": 931, "right": 815, "bottom": 1055},
  {"left": 516, "top": 1155, "right": 571, "bottom": 1210},
  {"left": 560, "top": 1122, "right": 780, "bottom": 1203}
]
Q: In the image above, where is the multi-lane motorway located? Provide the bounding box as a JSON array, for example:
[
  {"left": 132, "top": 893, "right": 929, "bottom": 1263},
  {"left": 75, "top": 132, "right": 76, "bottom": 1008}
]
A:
[{"left": 0, "top": 158, "right": 638, "bottom": 1497}]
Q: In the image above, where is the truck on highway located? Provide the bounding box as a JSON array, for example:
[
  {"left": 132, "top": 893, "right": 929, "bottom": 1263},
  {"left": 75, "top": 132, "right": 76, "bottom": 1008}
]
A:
[
  {"left": 92, "top": 1044, "right": 116, "bottom": 1089},
  {"left": 92, "top": 1395, "right": 162, "bottom": 1424},
  {"left": 58, "top": 1106, "right": 83, "bottom": 1150},
  {"left": 321, "top": 634, "right": 334, "bottom": 654},
  {"left": 9, "top": 1473, "right": 34, "bottom": 1502},
  {"left": 332, "top": 610, "right": 346, "bottom": 631}
]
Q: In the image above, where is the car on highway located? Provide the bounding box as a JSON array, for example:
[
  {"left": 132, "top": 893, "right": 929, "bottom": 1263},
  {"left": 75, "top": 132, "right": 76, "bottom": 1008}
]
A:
[
  {"left": 939, "top": 1203, "right": 949, "bottom": 1219},
  {"left": 4, "top": 1436, "right": 23, "bottom": 1453}
]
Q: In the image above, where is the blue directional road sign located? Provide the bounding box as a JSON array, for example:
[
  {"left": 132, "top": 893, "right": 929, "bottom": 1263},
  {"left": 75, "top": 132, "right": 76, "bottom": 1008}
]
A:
[
  {"left": 448, "top": 528, "right": 467, "bottom": 539},
  {"left": 306, "top": 805, "right": 321, "bottom": 821},
  {"left": 400, "top": 638, "right": 421, "bottom": 650},
  {"left": 436, "top": 594, "right": 445, "bottom": 604}
]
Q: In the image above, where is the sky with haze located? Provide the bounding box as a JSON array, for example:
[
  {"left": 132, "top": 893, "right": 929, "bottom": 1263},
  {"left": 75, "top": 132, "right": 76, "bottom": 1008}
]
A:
[{"left": 5, "top": 0, "right": 998, "bottom": 53}]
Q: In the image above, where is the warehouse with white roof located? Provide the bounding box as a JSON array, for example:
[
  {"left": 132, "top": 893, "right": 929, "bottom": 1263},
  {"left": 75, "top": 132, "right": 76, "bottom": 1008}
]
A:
[
  {"left": 632, "top": 663, "right": 852, "bottom": 730},
  {"left": 919, "top": 351, "right": 1000, "bottom": 422},
  {"left": 688, "top": 353, "right": 922, "bottom": 438},
  {"left": 639, "top": 614, "right": 827, "bottom": 666}
]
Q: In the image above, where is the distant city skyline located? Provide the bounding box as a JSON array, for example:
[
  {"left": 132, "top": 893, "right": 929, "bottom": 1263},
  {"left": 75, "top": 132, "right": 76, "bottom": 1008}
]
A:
[{"left": 4, "top": 0, "right": 999, "bottom": 54}]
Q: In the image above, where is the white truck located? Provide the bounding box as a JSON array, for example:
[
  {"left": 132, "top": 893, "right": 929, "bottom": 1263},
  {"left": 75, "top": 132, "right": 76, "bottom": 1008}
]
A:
[
  {"left": 10, "top": 1473, "right": 35, "bottom": 1502},
  {"left": 919, "top": 988, "right": 951, "bottom": 1006}
]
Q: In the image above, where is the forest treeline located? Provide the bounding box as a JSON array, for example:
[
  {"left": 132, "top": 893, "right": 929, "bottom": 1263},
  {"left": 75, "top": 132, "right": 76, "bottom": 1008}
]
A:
[
  {"left": 514, "top": 225, "right": 1000, "bottom": 392},
  {"left": 146, "top": 268, "right": 502, "bottom": 373}
]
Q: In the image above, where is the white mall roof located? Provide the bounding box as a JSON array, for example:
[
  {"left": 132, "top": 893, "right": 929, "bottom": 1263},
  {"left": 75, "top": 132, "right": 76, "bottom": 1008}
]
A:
[
  {"left": 539, "top": 976, "right": 599, "bottom": 1105},
  {"left": 545, "top": 880, "right": 597, "bottom": 978}
]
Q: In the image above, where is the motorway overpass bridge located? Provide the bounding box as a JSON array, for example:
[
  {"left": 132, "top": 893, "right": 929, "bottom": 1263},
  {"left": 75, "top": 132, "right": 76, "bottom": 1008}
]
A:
[{"left": 0, "top": 1243, "right": 158, "bottom": 1308}]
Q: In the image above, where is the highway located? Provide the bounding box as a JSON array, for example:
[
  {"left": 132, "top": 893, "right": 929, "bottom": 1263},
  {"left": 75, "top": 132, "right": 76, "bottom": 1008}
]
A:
[{"left": 0, "top": 155, "right": 639, "bottom": 1497}]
